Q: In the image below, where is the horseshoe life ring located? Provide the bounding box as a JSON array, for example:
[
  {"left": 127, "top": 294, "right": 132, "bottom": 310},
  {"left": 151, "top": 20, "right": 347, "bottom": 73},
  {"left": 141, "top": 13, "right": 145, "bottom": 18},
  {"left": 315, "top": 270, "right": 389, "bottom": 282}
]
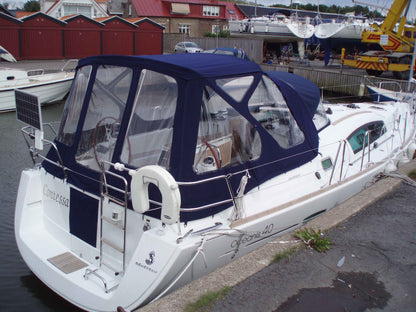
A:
[{"left": 130, "top": 165, "right": 181, "bottom": 225}]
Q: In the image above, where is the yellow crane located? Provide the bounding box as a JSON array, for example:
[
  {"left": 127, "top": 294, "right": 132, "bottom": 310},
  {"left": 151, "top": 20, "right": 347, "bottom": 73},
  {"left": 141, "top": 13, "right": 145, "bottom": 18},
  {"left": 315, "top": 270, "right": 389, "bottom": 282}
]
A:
[{"left": 341, "top": 0, "right": 415, "bottom": 79}]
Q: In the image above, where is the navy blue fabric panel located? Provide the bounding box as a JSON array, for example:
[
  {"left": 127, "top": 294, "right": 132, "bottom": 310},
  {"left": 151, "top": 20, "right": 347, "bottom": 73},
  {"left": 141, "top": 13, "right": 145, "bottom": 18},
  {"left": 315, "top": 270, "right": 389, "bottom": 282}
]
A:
[{"left": 69, "top": 188, "right": 99, "bottom": 247}]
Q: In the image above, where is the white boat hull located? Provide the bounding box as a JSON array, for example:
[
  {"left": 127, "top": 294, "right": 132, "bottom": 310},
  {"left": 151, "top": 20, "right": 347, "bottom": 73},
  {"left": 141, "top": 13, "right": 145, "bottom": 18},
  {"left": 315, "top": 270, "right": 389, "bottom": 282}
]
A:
[
  {"left": 15, "top": 101, "right": 416, "bottom": 311},
  {"left": 315, "top": 20, "right": 370, "bottom": 40},
  {"left": 229, "top": 18, "right": 314, "bottom": 42},
  {"left": 14, "top": 155, "right": 408, "bottom": 311},
  {"left": 0, "top": 71, "right": 74, "bottom": 112}
]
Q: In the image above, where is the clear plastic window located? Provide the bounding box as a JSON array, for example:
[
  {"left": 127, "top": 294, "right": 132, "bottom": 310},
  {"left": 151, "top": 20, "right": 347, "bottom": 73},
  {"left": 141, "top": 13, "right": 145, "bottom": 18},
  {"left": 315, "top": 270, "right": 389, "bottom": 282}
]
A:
[
  {"left": 121, "top": 70, "right": 178, "bottom": 169},
  {"left": 313, "top": 101, "right": 329, "bottom": 131},
  {"left": 249, "top": 76, "right": 305, "bottom": 149},
  {"left": 216, "top": 76, "right": 253, "bottom": 102},
  {"left": 194, "top": 85, "right": 261, "bottom": 174},
  {"left": 57, "top": 65, "right": 92, "bottom": 146},
  {"left": 75, "top": 65, "right": 132, "bottom": 170}
]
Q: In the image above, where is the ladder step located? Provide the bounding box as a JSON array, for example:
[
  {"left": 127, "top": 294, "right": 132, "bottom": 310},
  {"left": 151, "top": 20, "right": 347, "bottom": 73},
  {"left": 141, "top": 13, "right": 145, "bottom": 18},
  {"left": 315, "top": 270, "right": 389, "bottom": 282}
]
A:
[
  {"left": 102, "top": 193, "right": 125, "bottom": 206},
  {"left": 101, "top": 238, "right": 124, "bottom": 253},
  {"left": 102, "top": 216, "right": 125, "bottom": 230},
  {"left": 84, "top": 268, "right": 119, "bottom": 293},
  {"left": 101, "top": 261, "right": 123, "bottom": 276}
]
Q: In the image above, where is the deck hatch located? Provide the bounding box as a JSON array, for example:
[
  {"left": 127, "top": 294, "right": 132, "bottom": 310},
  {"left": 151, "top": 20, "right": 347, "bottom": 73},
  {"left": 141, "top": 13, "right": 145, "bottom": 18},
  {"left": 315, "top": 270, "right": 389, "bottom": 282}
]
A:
[{"left": 48, "top": 252, "right": 88, "bottom": 274}]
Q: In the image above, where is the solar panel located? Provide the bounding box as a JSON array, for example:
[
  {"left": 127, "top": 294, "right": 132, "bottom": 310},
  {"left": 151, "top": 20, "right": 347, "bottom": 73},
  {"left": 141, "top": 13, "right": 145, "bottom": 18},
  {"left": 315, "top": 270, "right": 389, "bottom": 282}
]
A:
[{"left": 15, "top": 89, "right": 43, "bottom": 131}]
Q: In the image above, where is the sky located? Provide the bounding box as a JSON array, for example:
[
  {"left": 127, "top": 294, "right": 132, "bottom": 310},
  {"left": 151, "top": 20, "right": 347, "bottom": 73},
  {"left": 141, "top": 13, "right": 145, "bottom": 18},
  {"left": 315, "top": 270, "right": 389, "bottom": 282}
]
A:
[
  {"left": 255, "top": 0, "right": 416, "bottom": 21},
  {"left": 1, "top": 0, "right": 415, "bottom": 20}
]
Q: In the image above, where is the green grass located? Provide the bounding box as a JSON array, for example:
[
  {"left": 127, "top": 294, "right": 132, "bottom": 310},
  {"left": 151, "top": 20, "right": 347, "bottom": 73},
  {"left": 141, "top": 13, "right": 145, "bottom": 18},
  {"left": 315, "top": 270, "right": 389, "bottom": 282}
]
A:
[
  {"left": 294, "top": 228, "right": 331, "bottom": 252},
  {"left": 184, "top": 286, "right": 232, "bottom": 312},
  {"left": 271, "top": 247, "right": 298, "bottom": 264},
  {"left": 408, "top": 169, "right": 416, "bottom": 180}
]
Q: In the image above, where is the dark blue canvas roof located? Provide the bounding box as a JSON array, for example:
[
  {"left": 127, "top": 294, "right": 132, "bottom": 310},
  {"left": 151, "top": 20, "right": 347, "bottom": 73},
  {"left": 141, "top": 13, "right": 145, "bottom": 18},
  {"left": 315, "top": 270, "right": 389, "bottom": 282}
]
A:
[
  {"left": 45, "top": 54, "right": 321, "bottom": 222},
  {"left": 78, "top": 53, "right": 261, "bottom": 81}
]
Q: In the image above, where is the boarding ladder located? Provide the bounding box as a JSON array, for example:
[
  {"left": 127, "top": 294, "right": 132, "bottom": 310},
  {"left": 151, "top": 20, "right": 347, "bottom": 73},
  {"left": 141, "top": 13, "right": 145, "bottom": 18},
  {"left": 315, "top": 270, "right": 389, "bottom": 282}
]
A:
[{"left": 84, "top": 169, "right": 128, "bottom": 293}]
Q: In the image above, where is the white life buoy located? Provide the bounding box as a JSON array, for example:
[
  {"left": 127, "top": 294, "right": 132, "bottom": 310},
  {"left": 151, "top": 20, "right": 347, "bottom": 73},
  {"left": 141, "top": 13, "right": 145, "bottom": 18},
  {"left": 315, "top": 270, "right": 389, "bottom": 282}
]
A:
[{"left": 130, "top": 165, "right": 181, "bottom": 225}]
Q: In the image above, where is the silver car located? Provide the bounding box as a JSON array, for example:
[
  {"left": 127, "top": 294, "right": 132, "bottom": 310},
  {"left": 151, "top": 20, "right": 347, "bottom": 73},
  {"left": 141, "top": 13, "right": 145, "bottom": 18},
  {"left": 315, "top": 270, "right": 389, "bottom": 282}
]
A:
[{"left": 174, "top": 42, "right": 203, "bottom": 53}]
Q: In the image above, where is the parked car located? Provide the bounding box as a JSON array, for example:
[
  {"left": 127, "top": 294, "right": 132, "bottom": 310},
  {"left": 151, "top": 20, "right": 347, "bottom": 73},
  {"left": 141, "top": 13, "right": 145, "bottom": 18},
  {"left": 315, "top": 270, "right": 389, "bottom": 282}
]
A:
[
  {"left": 203, "top": 47, "right": 250, "bottom": 61},
  {"left": 174, "top": 42, "right": 203, "bottom": 53}
]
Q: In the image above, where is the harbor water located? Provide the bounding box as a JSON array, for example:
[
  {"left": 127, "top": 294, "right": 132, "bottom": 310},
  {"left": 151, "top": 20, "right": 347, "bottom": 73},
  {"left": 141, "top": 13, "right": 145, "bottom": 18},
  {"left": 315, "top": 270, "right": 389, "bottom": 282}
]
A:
[{"left": 0, "top": 102, "right": 83, "bottom": 312}]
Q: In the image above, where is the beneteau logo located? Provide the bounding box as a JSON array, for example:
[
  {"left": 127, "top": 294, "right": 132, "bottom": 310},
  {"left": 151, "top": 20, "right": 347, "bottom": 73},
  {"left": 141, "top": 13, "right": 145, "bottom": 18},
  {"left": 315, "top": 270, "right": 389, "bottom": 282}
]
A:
[
  {"left": 135, "top": 251, "right": 157, "bottom": 274},
  {"left": 145, "top": 251, "right": 155, "bottom": 265}
]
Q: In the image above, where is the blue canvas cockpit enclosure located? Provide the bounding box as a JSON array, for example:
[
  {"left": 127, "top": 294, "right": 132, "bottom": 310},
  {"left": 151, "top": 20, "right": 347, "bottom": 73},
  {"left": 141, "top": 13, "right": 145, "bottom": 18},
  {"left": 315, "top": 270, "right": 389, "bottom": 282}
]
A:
[{"left": 43, "top": 53, "right": 324, "bottom": 222}]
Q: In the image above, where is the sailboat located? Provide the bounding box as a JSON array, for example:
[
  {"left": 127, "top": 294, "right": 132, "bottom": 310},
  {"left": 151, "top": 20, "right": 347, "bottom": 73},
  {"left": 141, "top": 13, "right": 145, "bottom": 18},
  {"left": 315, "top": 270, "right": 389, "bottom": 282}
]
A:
[
  {"left": 315, "top": 12, "right": 371, "bottom": 40},
  {"left": 15, "top": 53, "right": 416, "bottom": 312},
  {"left": 229, "top": 12, "right": 314, "bottom": 42}
]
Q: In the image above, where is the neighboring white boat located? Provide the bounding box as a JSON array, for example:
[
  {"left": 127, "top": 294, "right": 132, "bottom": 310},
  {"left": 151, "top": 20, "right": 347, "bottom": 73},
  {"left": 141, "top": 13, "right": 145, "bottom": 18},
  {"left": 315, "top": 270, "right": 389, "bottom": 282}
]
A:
[
  {"left": 315, "top": 13, "right": 371, "bottom": 40},
  {"left": 14, "top": 54, "right": 416, "bottom": 312},
  {"left": 229, "top": 13, "right": 315, "bottom": 42},
  {"left": 0, "top": 67, "right": 74, "bottom": 112},
  {"left": 366, "top": 80, "right": 416, "bottom": 103},
  {"left": 0, "top": 45, "right": 17, "bottom": 62}
]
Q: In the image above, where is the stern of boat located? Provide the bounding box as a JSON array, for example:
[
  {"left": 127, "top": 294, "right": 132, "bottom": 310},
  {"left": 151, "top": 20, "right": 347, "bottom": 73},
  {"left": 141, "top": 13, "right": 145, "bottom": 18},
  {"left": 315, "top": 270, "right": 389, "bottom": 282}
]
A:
[{"left": 14, "top": 167, "right": 200, "bottom": 311}]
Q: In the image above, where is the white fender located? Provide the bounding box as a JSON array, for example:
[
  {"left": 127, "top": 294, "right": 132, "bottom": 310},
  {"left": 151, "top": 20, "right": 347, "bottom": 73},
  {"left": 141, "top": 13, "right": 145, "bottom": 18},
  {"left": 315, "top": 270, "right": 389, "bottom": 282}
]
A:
[
  {"left": 384, "top": 160, "right": 397, "bottom": 174},
  {"left": 407, "top": 142, "right": 416, "bottom": 160},
  {"left": 130, "top": 165, "right": 181, "bottom": 225}
]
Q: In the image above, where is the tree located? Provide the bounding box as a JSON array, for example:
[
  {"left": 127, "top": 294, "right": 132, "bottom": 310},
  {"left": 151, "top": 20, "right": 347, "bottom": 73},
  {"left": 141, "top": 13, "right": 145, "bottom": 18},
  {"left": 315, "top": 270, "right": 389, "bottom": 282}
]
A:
[{"left": 23, "top": 0, "right": 40, "bottom": 12}]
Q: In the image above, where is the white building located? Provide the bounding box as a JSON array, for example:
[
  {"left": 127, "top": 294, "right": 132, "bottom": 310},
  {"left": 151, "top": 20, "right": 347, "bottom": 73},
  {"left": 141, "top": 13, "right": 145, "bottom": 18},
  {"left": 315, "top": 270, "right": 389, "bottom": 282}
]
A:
[{"left": 40, "top": 0, "right": 108, "bottom": 19}]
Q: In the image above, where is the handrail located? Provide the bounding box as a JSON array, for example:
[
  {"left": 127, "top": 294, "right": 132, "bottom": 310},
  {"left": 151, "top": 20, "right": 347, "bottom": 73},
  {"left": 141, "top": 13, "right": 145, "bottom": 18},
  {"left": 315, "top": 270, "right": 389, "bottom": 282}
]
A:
[
  {"left": 360, "top": 130, "right": 372, "bottom": 171},
  {"left": 328, "top": 140, "right": 348, "bottom": 185},
  {"left": 339, "top": 140, "right": 347, "bottom": 181},
  {"left": 377, "top": 80, "right": 402, "bottom": 92},
  {"left": 329, "top": 140, "right": 342, "bottom": 185},
  {"left": 20, "top": 124, "right": 67, "bottom": 179},
  {"left": 83, "top": 268, "right": 117, "bottom": 293}
]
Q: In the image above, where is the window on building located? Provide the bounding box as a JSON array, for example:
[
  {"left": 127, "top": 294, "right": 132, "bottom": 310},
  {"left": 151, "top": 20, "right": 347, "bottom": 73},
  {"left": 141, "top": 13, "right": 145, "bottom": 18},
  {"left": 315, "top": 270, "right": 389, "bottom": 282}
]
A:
[
  {"left": 211, "top": 24, "right": 220, "bottom": 34},
  {"left": 179, "top": 24, "right": 190, "bottom": 35},
  {"left": 63, "top": 4, "right": 92, "bottom": 17},
  {"left": 171, "top": 3, "right": 190, "bottom": 15},
  {"left": 203, "top": 6, "right": 220, "bottom": 17}
]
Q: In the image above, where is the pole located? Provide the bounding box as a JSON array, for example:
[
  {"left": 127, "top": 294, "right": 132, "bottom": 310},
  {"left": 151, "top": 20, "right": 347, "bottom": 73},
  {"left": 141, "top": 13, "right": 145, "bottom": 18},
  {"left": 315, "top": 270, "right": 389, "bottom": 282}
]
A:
[{"left": 407, "top": 41, "right": 416, "bottom": 91}]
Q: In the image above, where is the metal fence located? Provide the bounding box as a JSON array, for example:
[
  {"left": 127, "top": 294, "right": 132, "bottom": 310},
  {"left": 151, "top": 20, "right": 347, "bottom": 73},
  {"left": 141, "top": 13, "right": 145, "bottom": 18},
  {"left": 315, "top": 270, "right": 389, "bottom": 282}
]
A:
[{"left": 261, "top": 63, "right": 414, "bottom": 98}]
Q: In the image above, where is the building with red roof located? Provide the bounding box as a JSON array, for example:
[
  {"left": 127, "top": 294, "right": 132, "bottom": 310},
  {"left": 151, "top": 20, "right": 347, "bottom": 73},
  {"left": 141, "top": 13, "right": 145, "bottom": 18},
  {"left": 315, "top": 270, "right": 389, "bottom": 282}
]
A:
[{"left": 116, "top": 0, "right": 245, "bottom": 37}]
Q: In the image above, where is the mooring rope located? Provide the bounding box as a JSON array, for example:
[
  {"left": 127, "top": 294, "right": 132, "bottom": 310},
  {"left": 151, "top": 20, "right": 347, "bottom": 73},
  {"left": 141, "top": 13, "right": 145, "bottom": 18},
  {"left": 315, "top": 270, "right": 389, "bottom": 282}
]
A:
[{"left": 379, "top": 172, "right": 416, "bottom": 187}]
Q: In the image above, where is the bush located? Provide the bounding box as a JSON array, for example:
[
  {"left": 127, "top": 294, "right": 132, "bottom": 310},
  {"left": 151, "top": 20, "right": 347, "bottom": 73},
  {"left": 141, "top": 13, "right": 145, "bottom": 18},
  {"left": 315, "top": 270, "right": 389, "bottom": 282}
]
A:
[{"left": 295, "top": 228, "right": 331, "bottom": 252}]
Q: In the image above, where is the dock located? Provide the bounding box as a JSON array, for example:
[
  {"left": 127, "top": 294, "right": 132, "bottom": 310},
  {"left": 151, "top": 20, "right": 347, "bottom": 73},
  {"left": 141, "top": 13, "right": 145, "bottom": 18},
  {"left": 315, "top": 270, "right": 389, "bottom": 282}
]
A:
[{"left": 261, "top": 58, "right": 413, "bottom": 98}]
